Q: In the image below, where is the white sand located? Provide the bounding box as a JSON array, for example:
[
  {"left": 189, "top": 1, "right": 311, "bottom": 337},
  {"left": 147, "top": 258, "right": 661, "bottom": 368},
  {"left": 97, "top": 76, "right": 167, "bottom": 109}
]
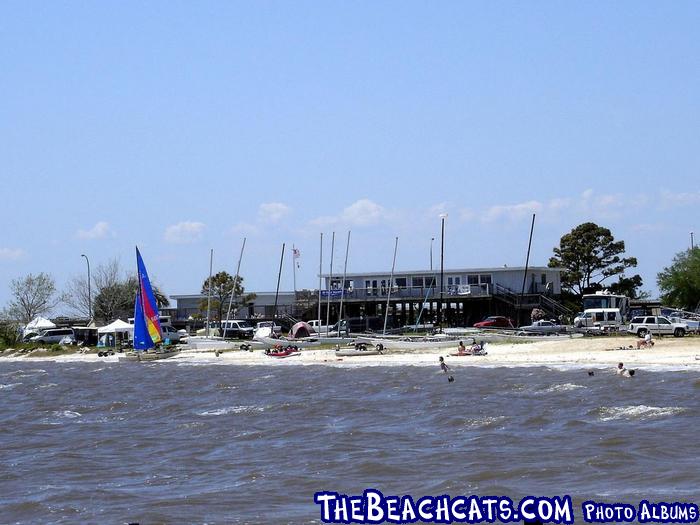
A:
[{"left": 3, "top": 336, "right": 700, "bottom": 370}]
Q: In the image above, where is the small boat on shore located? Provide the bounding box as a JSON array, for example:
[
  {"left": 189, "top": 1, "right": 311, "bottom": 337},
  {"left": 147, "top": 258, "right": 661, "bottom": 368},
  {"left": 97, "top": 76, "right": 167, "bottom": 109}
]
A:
[
  {"left": 336, "top": 342, "right": 383, "bottom": 357},
  {"left": 119, "top": 348, "right": 180, "bottom": 362},
  {"left": 265, "top": 346, "right": 301, "bottom": 358}
]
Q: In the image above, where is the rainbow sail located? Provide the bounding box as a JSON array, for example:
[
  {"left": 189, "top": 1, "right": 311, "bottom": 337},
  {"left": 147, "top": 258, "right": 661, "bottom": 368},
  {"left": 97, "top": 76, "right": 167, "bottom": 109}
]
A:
[{"left": 133, "top": 247, "right": 162, "bottom": 350}]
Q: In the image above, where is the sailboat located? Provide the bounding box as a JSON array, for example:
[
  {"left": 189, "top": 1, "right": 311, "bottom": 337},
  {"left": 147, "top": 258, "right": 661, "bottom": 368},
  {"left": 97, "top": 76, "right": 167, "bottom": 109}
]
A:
[{"left": 120, "top": 247, "right": 180, "bottom": 362}]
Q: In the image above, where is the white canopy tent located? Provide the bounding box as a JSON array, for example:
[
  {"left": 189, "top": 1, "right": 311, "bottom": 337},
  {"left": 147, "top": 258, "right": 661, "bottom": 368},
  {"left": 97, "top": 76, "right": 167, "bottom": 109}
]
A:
[
  {"left": 98, "top": 319, "right": 134, "bottom": 334},
  {"left": 25, "top": 316, "right": 56, "bottom": 331},
  {"left": 23, "top": 316, "right": 56, "bottom": 337}
]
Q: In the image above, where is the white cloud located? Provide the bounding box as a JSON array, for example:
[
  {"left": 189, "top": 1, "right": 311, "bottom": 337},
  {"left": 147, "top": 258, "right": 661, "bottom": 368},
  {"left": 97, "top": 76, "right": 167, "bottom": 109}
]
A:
[
  {"left": 340, "top": 199, "right": 386, "bottom": 226},
  {"left": 164, "top": 221, "right": 206, "bottom": 244},
  {"left": 482, "top": 200, "right": 542, "bottom": 223},
  {"left": 659, "top": 190, "right": 700, "bottom": 209},
  {"left": 548, "top": 198, "right": 571, "bottom": 211},
  {"left": 77, "top": 221, "right": 113, "bottom": 240},
  {"left": 258, "top": 202, "right": 291, "bottom": 223},
  {"left": 309, "top": 199, "right": 388, "bottom": 228},
  {"left": 0, "top": 248, "right": 25, "bottom": 261}
]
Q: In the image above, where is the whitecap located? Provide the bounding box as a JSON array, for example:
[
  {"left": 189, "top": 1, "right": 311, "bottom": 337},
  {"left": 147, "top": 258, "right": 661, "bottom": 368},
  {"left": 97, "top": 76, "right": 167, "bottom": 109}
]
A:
[
  {"left": 0, "top": 383, "right": 22, "bottom": 390},
  {"left": 53, "top": 410, "right": 82, "bottom": 418},
  {"left": 542, "top": 383, "right": 586, "bottom": 393},
  {"left": 596, "top": 405, "right": 686, "bottom": 422},
  {"left": 197, "top": 405, "right": 265, "bottom": 416}
]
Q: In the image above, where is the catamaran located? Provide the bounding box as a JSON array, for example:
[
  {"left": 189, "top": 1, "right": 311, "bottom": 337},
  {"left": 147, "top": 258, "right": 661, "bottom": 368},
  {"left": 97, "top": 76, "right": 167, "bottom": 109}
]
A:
[{"left": 120, "top": 247, "right": 179, "bottom": 362}]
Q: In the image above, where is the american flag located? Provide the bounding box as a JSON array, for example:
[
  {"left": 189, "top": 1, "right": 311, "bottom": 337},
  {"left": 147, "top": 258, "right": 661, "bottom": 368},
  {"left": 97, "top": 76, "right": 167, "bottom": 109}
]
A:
[{"left": 292, "top": 248, "right": 300, "bottom": 258}]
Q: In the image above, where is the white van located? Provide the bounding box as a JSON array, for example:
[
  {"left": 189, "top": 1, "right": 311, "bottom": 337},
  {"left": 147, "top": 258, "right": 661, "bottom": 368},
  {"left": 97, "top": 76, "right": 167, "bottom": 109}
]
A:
[{"left": 574, "top": 308, "right": 623, "bottom": 329}]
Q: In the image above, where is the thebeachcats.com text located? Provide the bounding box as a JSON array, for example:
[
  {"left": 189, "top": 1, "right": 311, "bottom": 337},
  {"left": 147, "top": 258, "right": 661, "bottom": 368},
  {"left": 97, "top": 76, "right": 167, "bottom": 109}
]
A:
[{"left": 313, "top": 490, "right": 699, "bottom": 523}]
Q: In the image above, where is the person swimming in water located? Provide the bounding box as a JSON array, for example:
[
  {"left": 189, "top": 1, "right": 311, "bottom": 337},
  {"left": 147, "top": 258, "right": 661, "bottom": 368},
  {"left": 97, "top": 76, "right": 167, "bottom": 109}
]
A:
[
  {"left": 616, "top": 362, "right": 634, "bottom": 378},
  {"left": 439, "top": 357, "right": 454, "bottom": 382}
]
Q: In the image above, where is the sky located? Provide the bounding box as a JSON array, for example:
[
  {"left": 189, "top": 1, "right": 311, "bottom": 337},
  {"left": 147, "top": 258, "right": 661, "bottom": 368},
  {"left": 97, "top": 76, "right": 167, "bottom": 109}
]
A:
[{"left": 1, "top": 1, "right": 698, "bottom": 312}]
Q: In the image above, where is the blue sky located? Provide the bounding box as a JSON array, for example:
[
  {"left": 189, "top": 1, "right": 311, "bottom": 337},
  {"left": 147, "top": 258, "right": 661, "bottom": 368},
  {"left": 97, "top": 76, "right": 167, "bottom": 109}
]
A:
[{"left": 1, "top": 1, "right": 698, "bottom": 309}]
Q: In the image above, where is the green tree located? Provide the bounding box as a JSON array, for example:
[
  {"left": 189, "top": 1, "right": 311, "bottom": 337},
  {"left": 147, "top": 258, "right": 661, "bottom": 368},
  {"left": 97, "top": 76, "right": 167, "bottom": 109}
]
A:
[
  {"left": 5, "top": 273, "right": 61, "bottom": 323},
  {"left": 549, "top": 222, "right": 641, "bottom": 299},
  {"left": 94, "top": 276, "right": 169, "bottom": 322},
  {"left": 657, "top": 248, "right": 700, "bottom": 310},
  {"left": 199, "top": 272, "right": 255, "bottom": 321}
]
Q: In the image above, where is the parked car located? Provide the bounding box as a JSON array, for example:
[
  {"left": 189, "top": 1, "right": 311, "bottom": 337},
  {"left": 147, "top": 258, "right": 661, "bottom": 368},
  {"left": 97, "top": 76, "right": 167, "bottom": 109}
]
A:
[
  {"left": 473, "top": 316, "right": 514, "bottom": 328},
  {"left": 160, "top": 325, "right": 182, "bottom": 343},
  {"left": 627, "top": 316, "right": 687, "bottom": 337},
  {"left": 29, "top": 328, "right": 75, "bottom": 344},
  {"left": 221, "top": 319, "right": 255, "bottom": 339},
  {"left": 518, "top": 320, "right": 567, "bottom": 334}
]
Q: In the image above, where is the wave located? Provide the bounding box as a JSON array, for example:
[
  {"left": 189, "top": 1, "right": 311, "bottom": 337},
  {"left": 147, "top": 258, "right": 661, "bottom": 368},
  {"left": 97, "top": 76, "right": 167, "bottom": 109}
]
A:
[
  {"left": 593, "top": 405, "right": 687, "bottom": 422},
  {"left": 197, "top": 405, "right": 265, "bottom": 416},
  {"left": 0, "top": 383, "right": 22, "bottom": 390},
  {"left": 541, "top": 383, "right": 586, "bottom": 393},
  {"left": 53, "top": 410, "right": 82, "bottom": 419}
]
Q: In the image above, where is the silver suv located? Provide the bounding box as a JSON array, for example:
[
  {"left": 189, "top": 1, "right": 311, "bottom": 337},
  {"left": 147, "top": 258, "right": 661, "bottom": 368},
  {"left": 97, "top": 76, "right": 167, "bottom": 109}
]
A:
[
  {"left": 627, "top": 316, "right": 687, "bottom": 338},
  {"left": 30, "top": 328, "right": 75, "bottom": 344}
]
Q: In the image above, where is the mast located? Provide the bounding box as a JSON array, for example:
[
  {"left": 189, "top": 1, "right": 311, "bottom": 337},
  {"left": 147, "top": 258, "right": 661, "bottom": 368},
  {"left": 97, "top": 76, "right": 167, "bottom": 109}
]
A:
[
  {"left": 205, "top": 248, "right": 213, "bottom": 338},
  {"left": 519, "top": 213, "right": 536, "bottom": 326},
  {"left": 224, "top": 238, "right": 246, "bottom": 337},
  {"left": 273, "top": 243, "right": 285, "bottom": 321},
  {"left": 337, "top": 231, "right": 351, "bottom": 328},
  {"left": 292, "top": 244, "right": 297, "bottom": 294},
  {"left": 325, "top": 231, "right": 335, "bottom": 336},
  {"left": 383, "top": 236, "right": 399, "bottom": 335},
  {"left": 318, "top": 233, "right": 323, "bottom": 334}
]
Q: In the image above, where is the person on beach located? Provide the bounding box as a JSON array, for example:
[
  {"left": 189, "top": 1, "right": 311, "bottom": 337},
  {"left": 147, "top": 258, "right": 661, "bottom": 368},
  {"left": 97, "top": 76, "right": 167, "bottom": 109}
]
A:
[
  {"left": 457, "top": 341, "right": 466, "bottom": 355},
  {"left": 636, "top": 332, "right": 654, "bottom": 349}
]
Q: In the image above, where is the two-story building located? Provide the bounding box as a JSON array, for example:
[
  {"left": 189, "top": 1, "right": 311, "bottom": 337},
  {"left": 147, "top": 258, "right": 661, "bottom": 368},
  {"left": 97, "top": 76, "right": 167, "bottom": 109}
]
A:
[
  {"left": 169, "top": 265, "right": 568, "bottom": 329},
  {"left": 320, "top": 265, "right": 566, "bottom": 327}
]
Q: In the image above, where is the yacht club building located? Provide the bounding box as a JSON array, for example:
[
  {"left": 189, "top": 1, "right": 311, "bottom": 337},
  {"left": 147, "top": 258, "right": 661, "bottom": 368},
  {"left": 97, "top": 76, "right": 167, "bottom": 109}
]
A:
[{"left": 169, "top": 265, "right": 568, "bottom": 329}]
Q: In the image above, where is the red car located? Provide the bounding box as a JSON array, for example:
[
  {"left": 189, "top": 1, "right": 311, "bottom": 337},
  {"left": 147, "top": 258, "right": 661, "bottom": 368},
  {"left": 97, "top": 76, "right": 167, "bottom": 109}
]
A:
[{"left": 473, "top": 316, "right": 514, "bottom": 328}]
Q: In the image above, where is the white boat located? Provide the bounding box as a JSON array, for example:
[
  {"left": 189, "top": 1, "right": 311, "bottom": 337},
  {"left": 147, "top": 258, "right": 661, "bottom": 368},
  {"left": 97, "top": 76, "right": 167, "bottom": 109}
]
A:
[
  {"left": 119, "top": 348, "right": 180, "bottom": 362},
  {"left": 355, "top": 334, "right": 464, "bottom": 351},
  {"left": 336, "top": 342, "right": 383, "bottom": 357}
]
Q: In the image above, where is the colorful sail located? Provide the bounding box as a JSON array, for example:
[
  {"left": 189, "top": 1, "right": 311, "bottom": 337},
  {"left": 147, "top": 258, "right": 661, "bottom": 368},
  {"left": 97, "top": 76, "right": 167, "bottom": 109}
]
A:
[{"left": 133, "top": 247, "right": 162, "bottom": 350}]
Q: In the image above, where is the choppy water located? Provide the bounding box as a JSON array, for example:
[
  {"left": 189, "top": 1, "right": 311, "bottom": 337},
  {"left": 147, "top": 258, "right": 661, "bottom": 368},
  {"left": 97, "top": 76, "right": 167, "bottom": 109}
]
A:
[{"left": 1, "top": 361, "right": 699, "bottom": 524}]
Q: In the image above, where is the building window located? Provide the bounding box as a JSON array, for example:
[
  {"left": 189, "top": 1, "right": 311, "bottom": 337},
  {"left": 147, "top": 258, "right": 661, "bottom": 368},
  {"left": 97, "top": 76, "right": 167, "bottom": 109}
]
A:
[
  {"left": 412, "top": 277, "right": 423, "bottom": 288},
  {"left": 395, "top": 277, "right": 407, "bottom": 289},
  {"left": 467, "top": 275, "right": 479, "bottom": 285},
  {"left": 480, "top": 275, "right": 492, "bottom": 284},
  {"left": 541, "top": 273, "right": 547, "bottom": 285}
]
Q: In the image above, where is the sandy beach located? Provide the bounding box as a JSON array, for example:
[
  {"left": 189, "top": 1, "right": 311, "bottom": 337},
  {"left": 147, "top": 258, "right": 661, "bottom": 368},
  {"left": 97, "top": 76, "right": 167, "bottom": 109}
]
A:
[{"left": 3, "top": 335, "right": 700, "bottom": 370}]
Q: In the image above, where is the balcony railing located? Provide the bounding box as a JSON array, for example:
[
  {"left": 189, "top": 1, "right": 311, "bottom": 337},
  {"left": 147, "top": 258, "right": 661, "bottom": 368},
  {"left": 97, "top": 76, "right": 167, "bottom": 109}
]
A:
[{"left": 320, "top": 284, "right": 493, "bottom": 301}]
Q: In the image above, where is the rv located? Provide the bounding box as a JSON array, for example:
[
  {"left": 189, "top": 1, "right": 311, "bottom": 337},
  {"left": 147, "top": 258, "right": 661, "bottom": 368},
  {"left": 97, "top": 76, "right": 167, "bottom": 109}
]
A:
[{"left": 574, "top": 308, "right": 623, "bottom": 329}]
